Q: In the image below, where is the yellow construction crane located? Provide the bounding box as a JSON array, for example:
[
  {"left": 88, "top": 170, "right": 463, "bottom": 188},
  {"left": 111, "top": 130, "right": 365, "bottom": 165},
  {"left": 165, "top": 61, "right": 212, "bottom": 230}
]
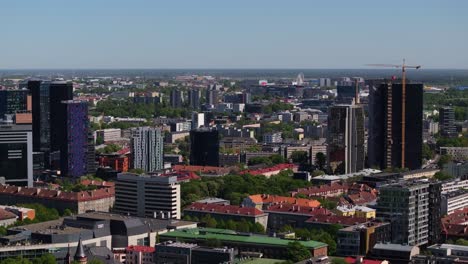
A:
[{"left": 367, "top": 59, "right": 421, "bottom": 168}]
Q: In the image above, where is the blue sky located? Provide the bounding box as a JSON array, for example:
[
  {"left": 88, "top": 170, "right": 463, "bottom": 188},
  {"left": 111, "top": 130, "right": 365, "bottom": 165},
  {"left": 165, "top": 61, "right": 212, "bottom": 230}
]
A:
[{"left": 1, "top": 0, "right": 467, "bottom": 69}]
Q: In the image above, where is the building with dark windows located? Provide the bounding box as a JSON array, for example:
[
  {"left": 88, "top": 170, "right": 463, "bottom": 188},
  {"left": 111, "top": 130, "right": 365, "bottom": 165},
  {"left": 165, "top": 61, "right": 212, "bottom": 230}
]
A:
[
  {"left": 130, "top": 127, "right": 164, "bottom": 172},
  {"left": 327, "top": 104, "right": 365, "bottom": 174},
  {"left": 0, "top": 89, "right": 29, "bottom": 117},
  {"left": 336, "top": 85, "right": 357, "bottom": 103},
  {"left": 188, "top": 89, "right": 200, "bottom": 109},
  {"left": 439, "top": 106, "right": 457, "bottom": 138},
  {"left": 368, "top": 82, "right": 423, "bottom": 170},
  {"left": 0, "top": 123, "right": 33, "bottom": 187},
  {"left": 58, "top": 100, "right": 89, "bottom": 177},
  {"left": 28, "top": 81, "right": 73, "bottom": 167},
  {"left": 170, "top": 89, "right": 183, "bottom": 108},
  {"left": 375, "top": 181, "right": 429, "bottom": 246},
  {"left": 190, "top": 128, "right": 219, "bottom": 166}
]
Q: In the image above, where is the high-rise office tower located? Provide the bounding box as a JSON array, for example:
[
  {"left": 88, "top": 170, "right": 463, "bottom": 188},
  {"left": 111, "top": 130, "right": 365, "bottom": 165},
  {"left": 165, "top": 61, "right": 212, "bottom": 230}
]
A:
[
  {"left": 188, "top": 89, "right": 200, "bottom": 109},
  {"left": 439, "top": 106, "right": 457, "bottom": 138},
  {"left": 0, "top": 89, "right": 29, "bottom": 117},
  {"left": 191, "top": 112, "right": 205, "bottom": 130},
  {"left": 205, "top": 89, "right": 219, "bottom": 106},
  {"left": 376, "top": 181, "right": 429, "bottom": 246},
  {"left": 28, "top": 81, "right": 73, "bottom": 154},
  {"left": 368, "top": 82, "right": 423, "bottom": 170},
  {"left": 0, "top": 121, "right": 33, "bottom": 187},
  {"left": 190, "top": 128, "right": 219, "bottom": 166},
  {"left": 327, "top": 104, "right": 365, "bottom": 174},
  {"left": 114, "top": 173, "right": 181, "bottom": 219},
  {"left": 87, "top": 130, "right": 96, "bottom": 174},
  {"left": 170, "top": 89, "right": 183, "bottom": 108},
  {"left": 131, "top": 127, "right": 164, "bottom": 172},
  {"left": 58, "top": 100, "right": 89, "bottom": 177}
]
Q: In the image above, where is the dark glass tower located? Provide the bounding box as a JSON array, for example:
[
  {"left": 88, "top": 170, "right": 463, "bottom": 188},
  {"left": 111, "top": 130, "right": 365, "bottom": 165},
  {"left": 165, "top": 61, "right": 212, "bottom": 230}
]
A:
[
  {"left": 58, "top": 100, "right": 89, "bottom": 177},
  {"left": 327, "top": 104, "right": 365, "bottom": 174},
  {"left": 190, "top": 128, "right": 219, "bottom": 166},
  {"left": 0, "top": 90, "right": 29, "bottom": 117},
  {"left": 368, "top": 82, "right": 423, "bottom": 170}
]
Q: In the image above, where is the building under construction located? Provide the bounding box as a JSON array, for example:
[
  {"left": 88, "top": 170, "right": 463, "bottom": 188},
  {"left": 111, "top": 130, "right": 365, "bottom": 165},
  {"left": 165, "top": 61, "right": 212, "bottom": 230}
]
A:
[{"left": 368, "top": 81, "right": 423, "bottom": 170}]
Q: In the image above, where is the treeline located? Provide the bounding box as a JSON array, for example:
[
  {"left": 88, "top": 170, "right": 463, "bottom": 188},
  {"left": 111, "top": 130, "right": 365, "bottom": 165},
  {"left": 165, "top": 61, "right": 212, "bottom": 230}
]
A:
[
  {"left": 181, "top": 170, "right": 312, "bottom": 206},
  {"left": 183, "top": 214, "right": 265, "bottom": 234}
]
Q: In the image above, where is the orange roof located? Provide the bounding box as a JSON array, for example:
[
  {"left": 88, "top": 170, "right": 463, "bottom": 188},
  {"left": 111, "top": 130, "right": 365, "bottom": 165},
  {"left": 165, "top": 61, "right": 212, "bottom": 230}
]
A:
[{"left": 248, "top": 194, "right": 320, "bottom": 208}]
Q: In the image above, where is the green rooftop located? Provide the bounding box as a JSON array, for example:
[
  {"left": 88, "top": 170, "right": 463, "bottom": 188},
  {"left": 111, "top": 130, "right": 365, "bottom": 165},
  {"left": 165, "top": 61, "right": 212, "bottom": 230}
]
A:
[
  {"left": 160, "top": 228, "right": 327, "bottom": 249},
  {"left": 235, "top": 258, "right": 284, "bottom": 264}
]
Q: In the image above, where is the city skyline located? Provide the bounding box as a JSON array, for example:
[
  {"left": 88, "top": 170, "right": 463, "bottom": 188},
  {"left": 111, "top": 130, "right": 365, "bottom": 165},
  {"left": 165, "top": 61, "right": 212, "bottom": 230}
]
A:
[{"left": 1, "top": 0, "right": 467, "bottom": 69}]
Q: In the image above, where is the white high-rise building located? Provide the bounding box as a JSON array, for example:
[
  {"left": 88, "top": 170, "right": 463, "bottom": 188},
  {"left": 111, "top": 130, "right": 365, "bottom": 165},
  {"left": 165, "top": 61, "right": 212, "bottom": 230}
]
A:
[
  {"left": 130, "top": 127, "right": 164, "bottom": 172},
  {"left": 191, "top": 112, "right": 205, "bottom": 130}
]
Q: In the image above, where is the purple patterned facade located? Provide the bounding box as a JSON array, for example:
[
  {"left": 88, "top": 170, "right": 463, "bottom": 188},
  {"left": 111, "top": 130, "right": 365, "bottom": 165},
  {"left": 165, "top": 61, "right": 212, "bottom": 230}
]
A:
[{"left": 60, "top": 100, "right": 88, "bottom": 177}]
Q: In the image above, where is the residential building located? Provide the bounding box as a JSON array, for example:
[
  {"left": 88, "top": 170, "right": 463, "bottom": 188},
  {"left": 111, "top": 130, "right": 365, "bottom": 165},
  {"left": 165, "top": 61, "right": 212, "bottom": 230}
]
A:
[
  {"left": 130, "top": 127, "right": 164, "bottom": 172},
  {"left": 191, "top": 112, "right": 205, "bottom": 129},
  {"left": 369, "top": 243, "right": 420, "bottom": 263},
  {"left": 0, "top": 208, "right": 17, "bottom": 227},
  {"left": 205, "top": 89, "right": 219, "bottom": 106},
  {"left": 57, "top": 100, "right": 89, "bottom": 177},
  {"left": 114, "top": 173, "right": 181, "bottom": 219},
  {"left": 443, "top": 162, "right": 468, "bottom": 178},
  {"left": 242, "top": 194, "right": 320, "bottom": 210},
  {"left": 440, "top": 147, "right": 468, "bottom": 161},
  {"left": 154, "top": 241, "right": 235, "bottom": 264},
  {"left": 334, "top": 205, "right": 376, "bottom": 219},
  {"left": 336, "top": 221, "right": 391, "bottom": 257},
  {"left": 327, "top": 104, "right": 365, "bottom": 174},
  {"left": 440, "top": 106, "right": 457, "bottom": 137},
  {"left": 264, "top": 204, "right": 331, "bottom": 230},
  {"left": 125, "top": 246, "right": 155, "bottom": 264},
  {"left": 190, "top": 128, "right": 219, "bottom": 166},
  {"left": 240, "top": 163, "right": 298, "bottom": 178},
  {"left": 428, "top": 181, "right": 442, "bottom": 244},
  {"left": 0, "top": 123, "right": 33, "bottom": 186},
  {"left": 441, "top": 178, "right": 468, "bottom": 194},
  {"left": 441, "top": 190, "right": 468, "bottom": 215},
  {"left": 368, "top": 82, "right": 423, "bottom": 170},
  {"left": 95, "top": 129, "right": 121, "bottom": 143},
  {"left": 188, "top": 89, "right": 201, "bottom": 109},
  {"left": 170, "top": 89, "right": 183, "bottom": 108},
  {"left": 97, "top": 153, "right": 129, "bottom": 172},
  {"left": 184, "top": 202, "right": 268, "bottom": 228},
  {"left": 319, "top": 78, "right": 331, "bottom": 87},
  {"left": 159, "top": 228, "right": 328, "bottom": 258},
  {"left": 263, "top": 132, "right": 282, "bottom": 143},
  {"left": 375, "top": 181, "right": 429, "bottom": 246}
]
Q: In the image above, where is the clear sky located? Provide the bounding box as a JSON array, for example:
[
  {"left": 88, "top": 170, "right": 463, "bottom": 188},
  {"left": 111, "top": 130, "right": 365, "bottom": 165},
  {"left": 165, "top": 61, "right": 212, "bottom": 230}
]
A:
[{"left": 1, "top": 0, "right": 467, "bottom": 69}]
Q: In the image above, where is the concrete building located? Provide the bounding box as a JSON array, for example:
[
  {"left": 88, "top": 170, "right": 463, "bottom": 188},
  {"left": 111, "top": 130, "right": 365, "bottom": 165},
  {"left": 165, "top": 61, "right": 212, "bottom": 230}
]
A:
[
  {"left": 263, "top": 132, "right": 282, "bottom": 143},
  {"left": 443, "top": 162, "right": 468, "bottom": 178},
  {"left": 154, "top": 241, "right": 235, "bottom": 264},
  {"left": 440, "top": 147, "right": 468, "bottom": 161},
  {"left": 191, "top": 112, "right": 205, "bottom": 130},
  {"left": 441, "top": 190, "right": 468, "bottom": 215},
  {"left": 369, "top": 243, "right": 420, "bottom": 263},
  {"left": 95, "top": 129, "right": 121, "bottom": 143},
  {"left": 336, "top": 221, "right": 391, "bottom": 257},
  {"left": 441, "top": 178, "right": 468, "bottom": 193},
  {"left": 0, "top": 123, "right": 33, "bottom": 186},
  {"left": 440, "top": 106, "right": 457, "bottom": 137},
  {"left": 170, "top": 89, "right": 183, "bottom": 108},
  {"left": 114, "top": 173, "right": 181, "bottom": 219},
  {"left": 125, "top": 246, "right": 155, "bottom": 264},
  {"left": 188, "top": 89, "right": 200, "bottom": 110},
  {"left": 327, "top": 104, "right": 365, "bottom": 174},
  {"left": 130, "top": 127, "right": 164, "bottom": 172},
  {"left": 376, "top": 181, "right": 429, "bottom": 246}
]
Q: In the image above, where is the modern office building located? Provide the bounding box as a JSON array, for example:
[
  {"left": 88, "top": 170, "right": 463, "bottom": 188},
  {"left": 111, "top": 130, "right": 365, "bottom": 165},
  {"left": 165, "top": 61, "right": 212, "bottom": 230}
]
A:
[
  {"left": 0, "top": 89, "right": 29, "bottom": 117},
  {"left": 327, "top": 104, "right": 365, "bottom": 174},
  {"left": 154, "top": 241, "right": 235, "bottom": 264},
  {"left": 170, "top": 89, "right": 183, "bottom": 108},
  {"left": 28, "top": 81, "right": 73, "bottom": 159},
  {"left": 368, "top": 82, "right": 423, "bottom": 170},
  {"left": 130, "top": 127, "right": 164, "bottom": 172},
  {"left": 56, "top": 100, "right": 89, "bottom": 177},
  {"left": 87, "top": 130, "right": 96, "bottom": 175},
  {"left": 376, "top": 181, "right": 429, "bottom": 246},
  {"left": 0, "top": 123, "right": 33, "bottom": 186},
  {"left": 95, "top": 128, "right": 121, "bottom": 143},
  {"left": 188, "top": 89, "right": 200, "bottom": 109},
  {"left": 190, "top": 128, "right": 219, "bottom": 166},
  {"left": 191, "top": 112, "right": 205, "bottom": 129},
  {"left": 205, "top": 89, "right": 219, "bottom": 106},
  {"left": 114, "top": 173, "right": 181, "bottom": 219},
  {"left": 439, "top": 106, "right": 457, "bottom": 137},
  {"left": 337, "top": 85, "right": 357, "bottom": 102}
]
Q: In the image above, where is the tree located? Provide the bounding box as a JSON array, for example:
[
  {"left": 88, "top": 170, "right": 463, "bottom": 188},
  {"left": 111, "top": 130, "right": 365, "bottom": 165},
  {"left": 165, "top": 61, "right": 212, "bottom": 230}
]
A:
[
  {"left": 438, "top": 154, "right": 452, "bottom": 168},
  {"left": 286, "top": 241, "right": 312, "bottom": 262},
  {"left": 434, "top": 172, "right": 453, "bottom": 181},
  {"left": 315, "top": 152, "right": 326, "bottom": 170},
  {"left": 88, "top": 260, "right": 105, "bottom": 264},
  {"left": 203, "top": 238, "right": 222, "bottom": 247},
  {"left": 291, "top": 151, "right": 309, "bottom": 164},
  {"left": 32, "top": 254, "right": 56, "bottom": 264},
  {"left": 312, "top": 170, "right": 325, "bottom": 177},
  {"left": 63, "top": 209, "right": 73, "bottom": 216},
  {"left": 422, "top": 143, "right": 434, "bottom": 160},
  {"left": 455, "top": 238, "right": 468, "bottom": 246},
  {"left": 201, "top": 214, "right": 217, "bottom": 228}
]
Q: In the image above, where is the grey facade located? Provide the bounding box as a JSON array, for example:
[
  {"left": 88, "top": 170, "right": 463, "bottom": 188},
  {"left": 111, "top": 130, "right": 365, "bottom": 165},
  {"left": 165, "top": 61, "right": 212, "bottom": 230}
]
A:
[
  {"left": 376, "top": 181, "right": 429, "bottom": 246},
  {"left": 170, "top": 89, "right": 183, "bottom": 108},
  {"left": 327, "top": 104, "right": 365, "bottom": 174},
  {"left": 130, "top": 127, "right": 164, "bottom": 172},
  {"left": 114, "top": 173, "right": 181, "bottom": 219},
  {"left": 439, "top": 106, "right": 457, "bottom": 137},
  {"left": 188, "top": 89, "right": 200, "bottom": 109}
]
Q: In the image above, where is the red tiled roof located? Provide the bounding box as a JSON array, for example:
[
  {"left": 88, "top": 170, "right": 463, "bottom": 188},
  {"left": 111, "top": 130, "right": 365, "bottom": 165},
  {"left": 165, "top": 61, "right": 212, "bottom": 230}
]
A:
[
  {"left": 345, "top": 257, "right": 383, "bottom": 264},
  {"left": 265, "top": 203, "right": 331, "bottom": 216},
  {"left": 0, "top": 208, "right": 17, "bottom": 221},
  {"left": 185, "top": 202, "right": 265, "bottom": 217},
  {"left": 305, "top": 214, "right": 368, "bottom": 226},
  {"left": 346, "top": 192, "right": 377, "bottom": 205},
  {"left": 162, "top": 170, "right": 201, "bottom": 182},
  {"left": 173, "top": 165, "right": 229, "bottom": 175},
  {"left": 247, "top": 194, "right": 320, "bottom": 207},
  {"left": 0, "top": 184, "right": 115, "bottom": 202},
  {"left": 292, "top": 182, "right": 348, "bottom": 197},
  {"left": 126, "top": 245, "right": 155, "bottom": 253},
  {"left": 81, "top": 179, "right": 115, "bottom": 187},
  {"left": 240, "top": 164, "right": 296, "bottom": 176},
  {"left": 441, "top": 208, "right": 468, "bottom": 238}
]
